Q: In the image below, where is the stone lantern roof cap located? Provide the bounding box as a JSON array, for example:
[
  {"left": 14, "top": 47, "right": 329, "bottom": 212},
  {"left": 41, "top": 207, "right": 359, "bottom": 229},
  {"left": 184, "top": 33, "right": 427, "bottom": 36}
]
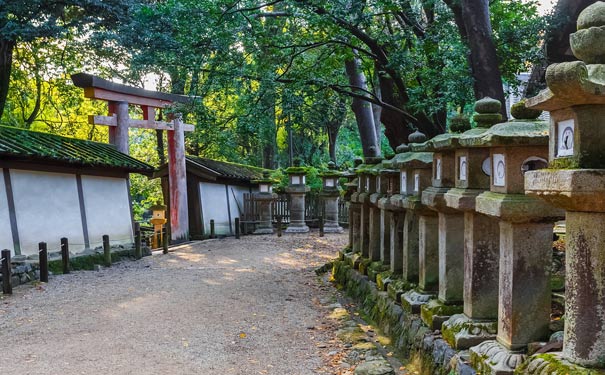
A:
[
  {"left": 355, "top": 162, "right": 384, "bottom": 176},
  {"left": 284, "top": 166, "right": 309, "bottom": 175},
  {"left": 252, "top": 171, "right": 278, "bottom": 184},
  {"left": 389, "top": 151, "right": 433, "bottom": 169},
  {"left": 527, "top": 2, "right": 605, "bottom": 111},
  {"left": 431, "top": 133, "right": 462, "bottom": 150},
  {"left": 150, "top": 204, "right": 167, "bottom": 211},
  {"left": 458, "top": 119, "right": 549, "bottom": 148}
]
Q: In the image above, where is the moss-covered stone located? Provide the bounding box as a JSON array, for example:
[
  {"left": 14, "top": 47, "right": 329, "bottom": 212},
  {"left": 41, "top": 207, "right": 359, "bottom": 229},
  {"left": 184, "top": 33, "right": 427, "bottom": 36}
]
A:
[
  {"left": 359, "top": 257, "right": 373, "bottom": 275},
  {"left": 420, "top": 300, "right": 463, "bottom": 331},
  {"left": 511, "top": 100, "right": 542, "bottom": 120},
  {"left": 367, "top": 261, "right": 388, "bottom": 282},
  {"left": 449, "top": 114, "right": 472, "bottom": 133},
  {"left": 386, "top": 278, "right": 414, "bottom": 302},
  {"left": 475, "top": 97, "right": 502, "bottom": 114},
  {"left": 514, "top": 353, "right": 605, "bottom": 375},
  {"left": 376, "top": 271, "right": 393, "bottom": 291}
]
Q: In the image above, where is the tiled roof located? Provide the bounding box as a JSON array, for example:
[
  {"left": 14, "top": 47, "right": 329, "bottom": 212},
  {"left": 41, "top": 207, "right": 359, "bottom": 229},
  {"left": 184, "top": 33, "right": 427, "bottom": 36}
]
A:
[
  {"left": 186, "top": 156, "right": 267, "bottom": 181},
  {"left": 0, "top": 126, "right": 154, "bottom": 174}
]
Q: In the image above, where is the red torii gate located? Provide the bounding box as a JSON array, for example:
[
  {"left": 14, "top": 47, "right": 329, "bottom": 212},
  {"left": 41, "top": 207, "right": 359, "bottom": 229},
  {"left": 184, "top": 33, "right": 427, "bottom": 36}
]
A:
[{"left": 72, "top": 73, "right": 193, "bottom": 243}]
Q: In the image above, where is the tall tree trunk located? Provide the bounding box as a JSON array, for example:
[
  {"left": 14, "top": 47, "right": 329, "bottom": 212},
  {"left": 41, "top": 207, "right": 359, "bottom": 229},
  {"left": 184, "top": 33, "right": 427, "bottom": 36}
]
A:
[
  {"left": 458, "top": 0, "right": 507, "bottom": 119},
  {"left": 345, "top": 56, "right": 379, "bottom": 157},
  {"left": 371, "top": 75, "right": 382, "bottom": 155},
  {"left": 0, "top": 39, "right": 15, "bottom": 120}
]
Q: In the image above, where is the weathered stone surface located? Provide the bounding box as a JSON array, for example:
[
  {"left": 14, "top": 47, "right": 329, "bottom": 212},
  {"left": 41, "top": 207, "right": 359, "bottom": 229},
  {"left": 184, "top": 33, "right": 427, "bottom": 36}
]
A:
[
  {"left": 563, "top": 211, "right": 605, "bottom": 367},
  {"left": 389, "top": 212, "right": 404, "bottom": 274},
  {"left": 438, "top": 212, "right": 464, "bottom": 303},
  {"left": 442, "top": 314, "right": 497, "bottom": 350},
  {"left": 420, "top": 299, "right": 463, "bottom": 331},
  {"left": 497, "top": 221, "right": 553, "bottom": 349},
  {"left": 444, "top": 188, "right": 481, "bottom": 211},
  {"left": 526, "top": 169, "right": 605, "bottom": 212},
  {"left": 402, "top": 210, "right": 420, "bottom": 283},
  {"left": 401, "top": 290, "right": 434, "bottom": 314},
  {"left": 514, "top": 352, "right": 604, "bottom": 375},
  {"left": 368, "top": 206, "right": 381, "bottom": 261},
  {"left": 463, "top": 212, "right": 500, "bottom": 320},
  {"left": 470, "top": 340, "right": 526, "bottom": 375},
  {"left": 354, "top": 359, "right": 395, "bottom": 375},
  {"left": 475, "top": 191, "right": 563, "bottom": 223},
  {"left": 418, "top": 215, "right": 439, "bottom": 292}
]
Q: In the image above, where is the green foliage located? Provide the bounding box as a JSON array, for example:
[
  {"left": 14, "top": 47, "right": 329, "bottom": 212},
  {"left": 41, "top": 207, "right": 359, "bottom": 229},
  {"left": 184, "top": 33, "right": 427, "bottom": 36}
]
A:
[{"left": 1, "top": 0, "right": 550, "bottom": 212}]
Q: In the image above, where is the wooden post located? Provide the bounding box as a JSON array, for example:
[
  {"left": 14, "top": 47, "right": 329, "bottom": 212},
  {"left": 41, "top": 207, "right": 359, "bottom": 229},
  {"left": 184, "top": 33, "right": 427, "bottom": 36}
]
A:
[
  {"left": 39, "top": 242, "right": 48, "bottom": 283},
  {"left": 134, "top": 223, "right": 142, "bottom": 260},
  {"left": 277, "top": 215, "right": 283, "bottom": 237},
  {"left": 1, "top": 249, "right": 11, "bottom": 294},
  {"left": 103, "top": 235, "right": 111, "bottom": 267},
  {"left": 109, "top": 101, "right": 130, "bottom": 154},
  {"left": 162, "top": 227, "right": 169, "bottom": 254},
  {"left": 235, "top": 218, "right": 240, "bottom": 239},
  {"left": 61, "top": 237, "right": 70, "bottom": 274},
  {"left": 210, "top": 220, "right": 215, "bottom": 239},
  {"left": 167, "top": 114, "right": 189, "bottom": 242},
  {"left": 319, "top": 215, "right": 325, "bottom": 237}
]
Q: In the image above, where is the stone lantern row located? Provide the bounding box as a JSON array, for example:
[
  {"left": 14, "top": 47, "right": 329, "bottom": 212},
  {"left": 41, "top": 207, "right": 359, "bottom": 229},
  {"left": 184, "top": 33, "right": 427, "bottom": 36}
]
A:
[
  {"left": 251, "top": 161, "right": 344, "bottom": 235},
  {"left": 345, "top": 5, "right": 605, "bottom": 373},
  {"left": 344, "top": 95, "right": 569, "bottom": 373}
]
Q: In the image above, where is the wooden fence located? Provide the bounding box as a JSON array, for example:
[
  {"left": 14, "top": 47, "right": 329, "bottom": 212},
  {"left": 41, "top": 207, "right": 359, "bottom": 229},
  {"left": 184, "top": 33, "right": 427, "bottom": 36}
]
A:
[{"left": 241, "top": 193, "right": 349, "bottom": 233}]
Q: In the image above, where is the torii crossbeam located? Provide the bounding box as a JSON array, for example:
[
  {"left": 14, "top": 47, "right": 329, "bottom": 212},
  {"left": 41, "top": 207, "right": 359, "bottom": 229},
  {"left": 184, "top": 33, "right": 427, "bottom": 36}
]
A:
[{"left": 72, "top": 73, "right": 193, "bottom": 243}]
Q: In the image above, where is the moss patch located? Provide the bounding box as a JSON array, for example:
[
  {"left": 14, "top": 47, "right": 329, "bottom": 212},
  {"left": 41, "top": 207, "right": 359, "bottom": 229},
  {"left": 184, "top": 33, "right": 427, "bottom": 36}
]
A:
[
  {"left": 513, "top": 353, "right": 605, "bottom": 375},
  {"left": 48, "top": 248, "right": 137, "bottom": 274}
]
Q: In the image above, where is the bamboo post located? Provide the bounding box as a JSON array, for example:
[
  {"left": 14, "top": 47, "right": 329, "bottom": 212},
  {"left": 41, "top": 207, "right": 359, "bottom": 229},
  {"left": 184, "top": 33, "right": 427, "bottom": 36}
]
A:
[
  {"left": 277, "top": 215, "right": 283, "bottom": 237},
  {"left": 39, "top": 242, "right": 48, "bottom": 282},
  {"left": 210, "top": 219, "right": 216, "bottom": 239},
  {"left": 1, "top": 249, "right": 11, "bottom": 294},
  {"left": 162, "top": 227, "right": 169, "bottom": 254},
  {"left": 61, "top": 237, "right": 70, "bottom": 274},
  {"left": 235, "top": 218, "right": 240, "bottom": 239},
  {"left": 103, "top": 235, "right": 111, "bottom": 267},
  {"left": 134, "top": 223, "right": 142, "bottom": 260}
]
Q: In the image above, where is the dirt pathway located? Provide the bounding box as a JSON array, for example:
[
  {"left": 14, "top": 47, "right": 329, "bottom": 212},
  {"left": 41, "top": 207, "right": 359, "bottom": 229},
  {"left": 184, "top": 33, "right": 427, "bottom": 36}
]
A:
[{"left": 0, "top": 233, "right": 355, "bottom": 374}]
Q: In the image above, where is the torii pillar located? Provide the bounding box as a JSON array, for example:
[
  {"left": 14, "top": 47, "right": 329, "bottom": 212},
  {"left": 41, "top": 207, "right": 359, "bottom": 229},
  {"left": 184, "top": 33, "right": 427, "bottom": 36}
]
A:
[{"left": 72, "top": 73, "right": 194, "bottom": 243}]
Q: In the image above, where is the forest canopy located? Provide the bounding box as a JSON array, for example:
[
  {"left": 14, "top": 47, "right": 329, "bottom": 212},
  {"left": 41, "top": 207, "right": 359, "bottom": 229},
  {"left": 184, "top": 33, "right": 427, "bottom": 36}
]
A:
[{"left": 0, "top": 0, "right": 587, "bottom": 213}]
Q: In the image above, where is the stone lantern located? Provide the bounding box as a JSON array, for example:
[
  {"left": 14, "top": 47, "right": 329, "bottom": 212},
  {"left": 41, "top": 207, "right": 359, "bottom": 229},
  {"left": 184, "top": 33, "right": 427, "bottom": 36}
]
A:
[
  {"left": 441, "top": 98, "right": 504, "bottom": 349},
  {"left": 285, "top": 160, "right": 310, "bottom": 233},
  {"left": 342, "top": 168, "right": 359, "bottom": 252},
  {"left": 319, "top": 162, "right": 343, "bottom": 234},
  {"left": 417, "top": 130, "right": 465, "bottom": 330},
  {"left": 390, "top": 131, "right": 436, "bottom": 313},
  {"left": 354, "top": 157, "right": 382, "bottom": 260},
  {"left": 149, "top": 203, "right": 167, "bottom": 248},
  {"left": 376, "top": 159, "right": 400, "bottom": 281},
  {"left": 252, "top": 171, "right": 278, "bottom": 235},
  {"left": 525, "top": 3, "right": 605, "bottom": 370},
  {"left": 458, "top": 105, "right": 563, "bottom": 374}
]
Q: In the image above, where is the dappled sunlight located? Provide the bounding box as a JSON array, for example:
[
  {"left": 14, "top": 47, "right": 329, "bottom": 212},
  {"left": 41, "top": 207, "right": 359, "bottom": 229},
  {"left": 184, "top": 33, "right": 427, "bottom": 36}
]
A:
[
  {"left": 216, "top": 257, "right": 238, "bottom": 265},
  {"left": 173, "top": 252, "right": 206, "bottom": 263},
  {"left": 268, "top": 252, "right": 307, "bottom": 268}
]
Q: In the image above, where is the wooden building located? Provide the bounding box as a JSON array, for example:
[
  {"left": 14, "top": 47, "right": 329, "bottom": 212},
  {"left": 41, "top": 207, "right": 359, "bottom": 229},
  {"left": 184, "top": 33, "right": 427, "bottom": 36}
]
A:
[
  {"left": 0, "top": 126, "right": 154, "bottom": 257},
  {"left": 155, "top": 156, "right": 267, "bottom": 238}
]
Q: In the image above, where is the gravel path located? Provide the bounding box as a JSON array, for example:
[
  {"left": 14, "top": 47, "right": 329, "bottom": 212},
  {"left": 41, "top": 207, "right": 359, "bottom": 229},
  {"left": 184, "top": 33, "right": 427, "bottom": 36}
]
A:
[{"left": 0, "top": 233, "right": 348, "bottom": 375}]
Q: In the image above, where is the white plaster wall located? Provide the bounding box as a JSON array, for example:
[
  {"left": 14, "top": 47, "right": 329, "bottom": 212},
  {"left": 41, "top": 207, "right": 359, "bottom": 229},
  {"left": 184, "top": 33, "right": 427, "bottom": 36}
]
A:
[
  {"left": 82, "top": 175, "right": 133, "bottom": 249},
  {"left": 199, "top": 182, "right": 231, "bottom": 235},
  {"left": 0, "top": 169, "right": 15, "bottom": 254},
  {"left": 228, "top": 185, "right": 251, "bottom": 226},
  {"left": 11, "top": 170, "right": 85, "bottom": 256}
]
